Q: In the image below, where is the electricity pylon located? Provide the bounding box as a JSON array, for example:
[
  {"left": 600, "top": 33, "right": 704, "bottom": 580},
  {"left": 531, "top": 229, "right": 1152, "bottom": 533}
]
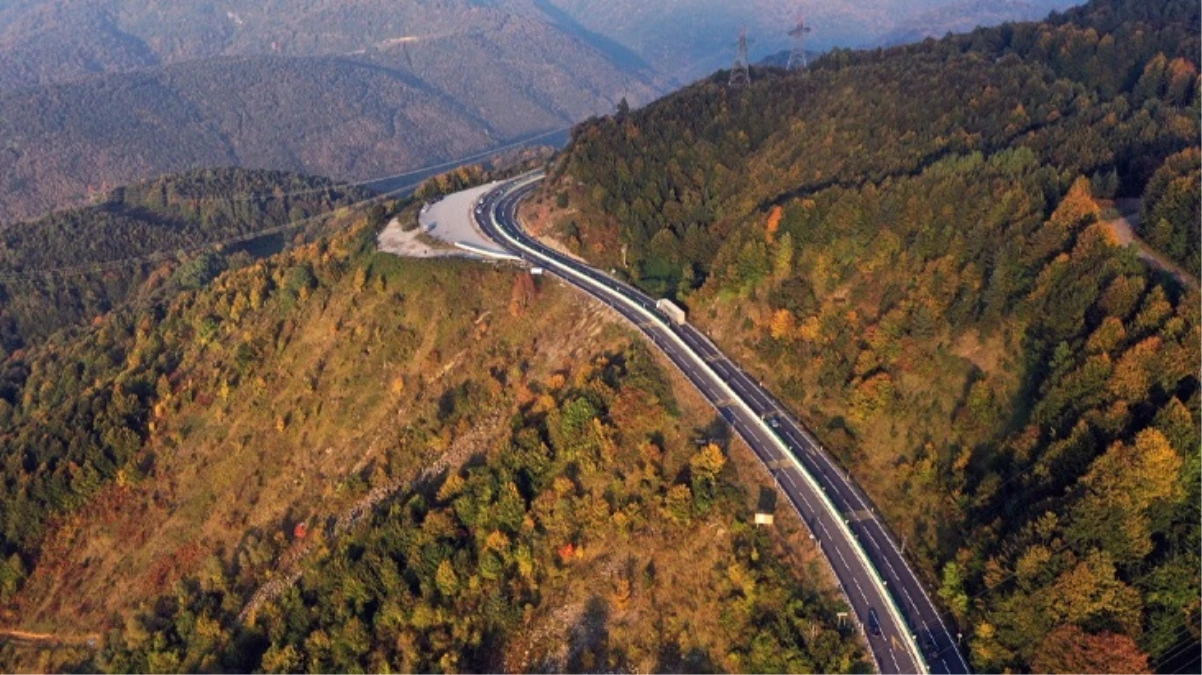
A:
[
  {"left": 730, "top": 27, "right": 750, "bottom": 86},
  {"left": 788, "top": 10, "right": 817, "bottom": 70}
]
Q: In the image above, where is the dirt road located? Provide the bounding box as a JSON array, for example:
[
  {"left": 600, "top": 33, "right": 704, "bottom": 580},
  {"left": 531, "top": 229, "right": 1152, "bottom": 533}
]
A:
[{"left": 1102, "top": 200, "right": 1199, "bottom": 291}]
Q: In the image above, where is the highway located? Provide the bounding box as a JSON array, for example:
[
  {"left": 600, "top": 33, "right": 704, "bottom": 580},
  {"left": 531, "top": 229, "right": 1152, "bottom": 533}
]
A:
[{"left": 473, "top": 173, "right": 972, "bottom": 675}]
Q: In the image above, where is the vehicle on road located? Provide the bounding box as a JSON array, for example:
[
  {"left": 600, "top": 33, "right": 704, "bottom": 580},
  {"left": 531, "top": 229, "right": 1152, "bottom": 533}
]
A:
[
  {"left": 655, "top": 298, "right": 687, "bottom": 325},
  {"left": 921, "top": 631, "right": 938, "bottom": 658},
  {"left": 868, "top": 608, "right": 882, "bottom": 638}
]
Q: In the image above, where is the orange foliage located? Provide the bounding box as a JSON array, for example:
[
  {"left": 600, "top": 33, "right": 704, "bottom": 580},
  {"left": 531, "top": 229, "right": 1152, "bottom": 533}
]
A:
[
  {"left": 557, "top": 543, "right": 576, "bottom": 564},
  {"left": 765, "top": 206, "right": 783, "bottom": 244},
  {"left": 508, "top": 273, "right": 537, "bottom": 317}
]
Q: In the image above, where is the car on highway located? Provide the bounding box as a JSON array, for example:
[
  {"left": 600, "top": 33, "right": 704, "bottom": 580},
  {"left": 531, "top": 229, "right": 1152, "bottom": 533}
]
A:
[
  {"left": 921, "top": 630, "right": 938, "bottom": 658},
  {"left": 868, "top": 608, "right": 882, "bottom": 638}
]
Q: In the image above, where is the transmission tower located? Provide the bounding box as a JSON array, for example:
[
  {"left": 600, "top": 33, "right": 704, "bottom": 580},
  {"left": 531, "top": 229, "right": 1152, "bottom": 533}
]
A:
[
  {"left": 787, "top": 10, "right": 812, "bottom": 70},
  {"left": 729, "top": 27, "right": 752, "bottom": 88}
]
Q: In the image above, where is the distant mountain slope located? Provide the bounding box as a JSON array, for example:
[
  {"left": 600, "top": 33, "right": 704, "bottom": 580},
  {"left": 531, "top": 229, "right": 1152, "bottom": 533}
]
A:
[
  {"left": 0, "top": 0, "right": 661, "bottom": 221},
  {"left": 877, "top": 0, "right": 1081, "bottom": 46},
  {"left": 0, "top": 52, "right": 655, "bottom": 221},
  {"left": 0, "top": 0, "right": 670, "bottom": 94},
  {"left": 0, "top": 167, "right": 368, "bottom": 352},
  {"left": 0, "top": 56, "right": 481, "bottom": 221},
  {"left": 537, "top": 0, "right": 1081, "bottom": 81}
]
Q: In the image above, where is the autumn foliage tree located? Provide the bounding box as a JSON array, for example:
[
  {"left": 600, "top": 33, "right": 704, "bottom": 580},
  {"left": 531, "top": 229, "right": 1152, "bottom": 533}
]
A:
[{"left": 1032, "top": 624, "right": 1151, "bottom": 674}]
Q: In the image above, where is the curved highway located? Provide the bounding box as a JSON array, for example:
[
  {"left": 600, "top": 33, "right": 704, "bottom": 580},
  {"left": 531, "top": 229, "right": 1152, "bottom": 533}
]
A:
[{"left": 474, "top": 173, "right": 970, "bottom": 675}]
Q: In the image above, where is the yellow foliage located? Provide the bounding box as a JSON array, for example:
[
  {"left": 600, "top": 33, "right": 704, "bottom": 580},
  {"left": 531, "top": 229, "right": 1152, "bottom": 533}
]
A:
[
  {"left": 437, "top": 474, "right": 465, "bottom": 502},
  {"left": 1078, "top": 428, "right": 1184, "bottom": 559},
  {"left": 484, "top": 530, "right": 511, "bottom": 552},
  {"left": 798, "top": 316, "right": 822, "bottom": 342},
  {"left": 690, "top": 443, "right": 727, "bottom": 482},
  {"left": 552, "top": 476, "right": 576, "bottom": 497},
  {"left": 770, "top": 309, "right": 796, "bottom": 341},
  {"left": 1108, "top": 336, "right": 1161, "bottom": 401},
  {"left": 1047, "top": 551, "right": 1142, "bottom": 635},
  {"left": 726, "top": 562, "right": 756, "bottom": 598},
  {"left": 533, "top": 393, "right": 557, "bottom": 414},
  {"left": 1049, "top": 176, "right": 1101, "bottom": 231},
  {"left": 611, "top": 577, "right": 632, "bottom": 611}
]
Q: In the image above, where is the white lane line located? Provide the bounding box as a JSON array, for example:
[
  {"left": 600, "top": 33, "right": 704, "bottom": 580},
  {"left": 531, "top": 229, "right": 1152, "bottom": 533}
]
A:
[{"left": 853, "top": 578, "right": 867, "bottom": 602}]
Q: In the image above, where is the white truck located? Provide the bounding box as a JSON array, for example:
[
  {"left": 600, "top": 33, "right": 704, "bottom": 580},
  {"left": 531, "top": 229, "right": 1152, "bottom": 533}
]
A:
[{"left": 656, "top": 298, "right": 687, "bottom": 325}]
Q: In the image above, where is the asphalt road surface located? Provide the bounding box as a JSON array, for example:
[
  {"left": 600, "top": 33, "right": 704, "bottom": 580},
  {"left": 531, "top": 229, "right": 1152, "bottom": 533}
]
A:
[{"left": 474, "top": 174, "right": 971, "bottom": 675}]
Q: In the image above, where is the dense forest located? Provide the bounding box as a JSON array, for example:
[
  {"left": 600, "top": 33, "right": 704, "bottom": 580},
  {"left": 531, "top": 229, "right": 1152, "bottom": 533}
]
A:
[
  {"left": 530, "top": 0, "right": 1201, "bottom": 671},
  {"left": 1140, "top": 147, "right": 1201, "bottom": 272},
  {"left": 0, "top": 167, "right": 371, "bottom": 354}
]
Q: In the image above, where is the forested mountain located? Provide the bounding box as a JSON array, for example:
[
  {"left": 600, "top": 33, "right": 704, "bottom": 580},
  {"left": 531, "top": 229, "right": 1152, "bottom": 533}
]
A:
[
  {"left": 0, "top": 191, "right": 862, "bottom": 673},
  {"left": 0, "top": 0, "right": 661, "bottom": 222},
  {"left": 527, "top": 0, "right": 1201, "bottom": 671},
  {"left": 0, "top": 1, "right": 1089, "bottom": 223},
  {"left": 0, "top": 168, "right": 370, "bottom": 353},
  {"left": 0, "top": 54, "right": 578, "bottom": 222}
]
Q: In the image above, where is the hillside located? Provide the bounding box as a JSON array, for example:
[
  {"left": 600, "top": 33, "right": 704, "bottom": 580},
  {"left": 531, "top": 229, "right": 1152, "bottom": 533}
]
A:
[
  {"left": 524, "top": 0, "right": 1201, "bottom": 671},
  {"left": 0, "top": 167, "right": 372, "bottom": 354},
  {"left": 0, "top": 1, "right": 1081, "bottom": 91},
  {"left": 0, "top": 0, "right": 661, "bottom": 222},
  {"left": 0, "top": 1, "right": 1092, "bottom": 223},
  {"left": 0, "top": 197, "right": 863, "bottom": 672}
]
